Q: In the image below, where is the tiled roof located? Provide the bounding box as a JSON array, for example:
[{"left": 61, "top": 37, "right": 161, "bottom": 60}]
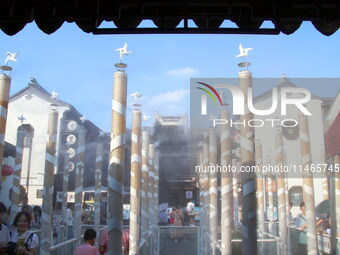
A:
[{"left": 153, "top": 113, "right": 188, "bottom": 144}]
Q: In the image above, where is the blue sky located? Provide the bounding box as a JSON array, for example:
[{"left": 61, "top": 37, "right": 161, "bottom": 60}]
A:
[{"left": 1, "top": 21, "right": 339, "bottom": 131}]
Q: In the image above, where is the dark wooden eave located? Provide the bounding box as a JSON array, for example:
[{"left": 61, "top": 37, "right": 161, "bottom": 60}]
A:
[{"left": 0, "top": 0, "right": 339, "bottom": 36}]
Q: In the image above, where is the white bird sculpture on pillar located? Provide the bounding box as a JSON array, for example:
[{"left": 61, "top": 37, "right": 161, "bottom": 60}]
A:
[
  {"left": 130, "top": 92, "right": 143, "bottom": 104},
  {"left": 115, "top": 43, "right": 131, "bottom": 62},
  {"left": 5, "top": 52, "right": 18, "bottom": 66},
  {"left": 236, "top": 44, "right": 252, "bottom": 58},
  {"left": 143, "top": 114, "right": 150, "bottom": 122}
]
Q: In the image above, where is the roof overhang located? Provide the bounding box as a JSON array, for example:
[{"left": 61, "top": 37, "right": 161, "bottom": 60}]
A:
[{"left": 1, "top": 1, "right": 339, "bottom": 36}]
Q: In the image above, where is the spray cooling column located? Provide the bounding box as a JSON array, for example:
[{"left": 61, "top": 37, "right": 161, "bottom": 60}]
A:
[
  {"left": 129, "top": 109, "right": 142, "bottom": 255},
  {"left": 220, "top": 109, "right": 233, "bottom": 255},
  {"left": 109, "top": 64, "right": 128, "bottom": 255},
  {"left": 94, "top": 142, "right": 103, "bottom": 238},
  {"left": 74, "top": 126, "right": 86, "bottom": 242},
  {"left": 209, "top": 127, "right": 218, "bottom": 253},
  {"left": 202, "top": 142, "right": 210, "bottom": 254},
  {"left": 275, "top": 127, "right": 287, "bottom": 254},
  {"left": 255, "top": 141, "right": 265, "bottom": 238},
  {"left": 239, "top": 69, "right": 257, "bottom": 255},
  {"left": 10, "top": 125, "right": 25, "bottom": 222},
  {"left": 141, "top": 130, "right": 150, "bottom": 244},
  {"left": 0, "top": 63, "right": 14, "bottom": 182},
  {"left": 298, "top": 113, "right": 317, "bottom": 255},
  {"left": 41, "top": 105, "right": 59, "bottom": 255}
]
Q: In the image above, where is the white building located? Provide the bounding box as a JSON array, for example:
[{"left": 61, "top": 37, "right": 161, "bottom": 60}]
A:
[
  {"left": 253, "top": 78, "right": 333, "bottom": 214},
  {"left": 2, "top": 78, "right": 107, "bottom": 206}
]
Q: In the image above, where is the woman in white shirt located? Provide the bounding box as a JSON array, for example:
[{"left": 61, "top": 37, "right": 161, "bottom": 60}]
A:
[{"left": 7, "top": 211, "right": 39, "bottom": 255}]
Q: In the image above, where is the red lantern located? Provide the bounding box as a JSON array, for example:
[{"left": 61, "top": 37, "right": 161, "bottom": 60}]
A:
[{"left": 2, "top": 165, "right": 14, "bottom": 181}]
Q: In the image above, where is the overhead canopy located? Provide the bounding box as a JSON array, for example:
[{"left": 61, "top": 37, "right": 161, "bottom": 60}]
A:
[{"left": 0, "top": 0, "right": 339, "bottom": 36}]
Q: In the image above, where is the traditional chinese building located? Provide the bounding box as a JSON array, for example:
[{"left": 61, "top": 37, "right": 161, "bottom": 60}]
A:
[{"left": 152, "top": 111, "right": 197, "bottom": 207}]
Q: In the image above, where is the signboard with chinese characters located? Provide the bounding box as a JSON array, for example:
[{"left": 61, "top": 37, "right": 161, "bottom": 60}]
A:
[{"left": 67, "top": 192, "right": 75, "bottom": 203}]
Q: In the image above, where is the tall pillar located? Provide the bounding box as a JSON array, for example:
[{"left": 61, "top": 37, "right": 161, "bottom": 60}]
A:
[
  {"left": 10, "top": 125, "right": 25, "bottom": 223},
  {"left": 209, "top": 128, "right": 218, "bottom": 253},
  {"left": 232, "top": 158, "right": 240, "bottom": 229},
  {"left": 74, "top": 126, "right": 86, "bottom": 242},
  {"left": 239, "top": 70, "right": 257, "bottom": 255},
  {"left": 149, "top": 144, "right": 155, "bottom": 230},
  {"left": 220, "top": 109, "right": 232, "bottom": 255},
  {"left": 129, "top": 109, "right": 142, "bottom": 255},
  {"left": 320, "top": 148, "right": 329, "bottom": 200},
  {"left": 198, "top": 151, "right": 204, "bottom": 255},
  {"left": 22, "top": 128, "right": 34, "bottom": 193},
  {"left": 94, "top": 142, "right": 103, "bottom": 238},
  {"left": 267, "top": 171, "right": 275, "bottom": 235},
  {"left": 141, "top": 131, "right": 150, "bottom": 244},
  {"left": 335, "top": 154, "right": 340, "bottom": 240},
  {"left": 284, "top": 173, "right": 290, "bottom": 224},
  {"left": 154, "top": 150, "right": 160, "bottom": 255},
  {"left": 202, "top": 142, "right": 210, "bottom": 254},
  {"left": 40, "top": 106, "right": 59, "bottom": 255},
  {"left": 0, "top": 73, "right": 11, "bottom": 184},
  {"left": 255, "top": 141, "right": 265, "bottom": 237},
  {"left": 275, "top": 127, "right": 287, "bottom": 254},
  {"left": 298, "top": 113, "right": 317, "bottom": 255},
  {"left": 148, "top": 144, "right": 155, "bottom": 253},
  {"left": 109, "top": 65, "right": 128, "bottom": 255}
]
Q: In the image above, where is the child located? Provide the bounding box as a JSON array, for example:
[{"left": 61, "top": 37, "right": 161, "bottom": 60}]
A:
[{"left": 73, "top": 229, "right": 100, "bottom": 255}]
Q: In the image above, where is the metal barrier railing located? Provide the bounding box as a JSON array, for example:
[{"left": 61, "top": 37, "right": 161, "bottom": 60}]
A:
[
  {"left": 43, "top": 225, "right": 108, "bottom": 255},
  {"left": 50, "top": 237, "right": 78, "bottom": 255},
  {"left": 288, "top": 225, "right": 340, "bottom": 255},
  {"left": 213, "top": 230, "right": 280, "bottom": 255},
  {"left": 157, "top": 226, "right": 200, "bottom": 255},
  {"left": 32, "top": 223, "right": 340, "bottom": 255}
]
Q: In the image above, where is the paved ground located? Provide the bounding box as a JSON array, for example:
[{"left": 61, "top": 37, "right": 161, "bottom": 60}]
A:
[{"left": 159, "top": 227, "right": 199, "bottom": 255}]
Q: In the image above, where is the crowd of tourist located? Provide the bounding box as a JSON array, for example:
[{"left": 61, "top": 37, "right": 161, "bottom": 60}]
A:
[
  {"left": 0, "top": 197, "right": 130, "bottom": 255},
  {"left": 0, "top": 199, "right": 39, "bottom": 255}
]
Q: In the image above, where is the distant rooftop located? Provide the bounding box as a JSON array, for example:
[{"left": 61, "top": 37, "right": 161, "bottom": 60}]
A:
[{"left": 153, "top": 112, "right": 188, "bottom": 144}]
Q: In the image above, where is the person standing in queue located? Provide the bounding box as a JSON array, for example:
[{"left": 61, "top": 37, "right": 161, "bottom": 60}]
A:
[{"left": 73, "top": 229, "right": 100, "bottom": 255}]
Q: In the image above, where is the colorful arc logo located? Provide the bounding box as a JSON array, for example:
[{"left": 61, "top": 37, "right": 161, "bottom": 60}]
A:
[{"left": 196, "top": 82, "right": 223, "bottom": 106}]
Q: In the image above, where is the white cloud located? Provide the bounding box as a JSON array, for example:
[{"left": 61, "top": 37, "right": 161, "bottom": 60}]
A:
[
  {"left": 164, "top": 67, "right": 199, "bottom": 76},
  {"left": 138, "top": 89, "right": 189, "bottom": 117},
  {"left": 148, "top": 89, "right": 189, "bottom": 104}
]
